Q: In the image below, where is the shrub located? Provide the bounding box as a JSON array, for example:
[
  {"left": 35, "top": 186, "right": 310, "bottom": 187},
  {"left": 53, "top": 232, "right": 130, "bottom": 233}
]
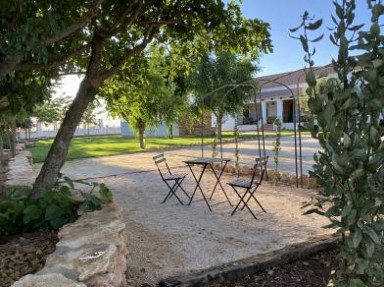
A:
[
  {"left": 292, "top": 1, "right": 384, "bottom": 285},
  {"left": 0, "top": 176, "right": 113, "bottom": 236}
]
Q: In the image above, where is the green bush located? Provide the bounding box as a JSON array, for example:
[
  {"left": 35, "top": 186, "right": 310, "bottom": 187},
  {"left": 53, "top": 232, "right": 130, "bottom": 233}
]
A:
[
  {"left": 0, "top": 176, "right": 113, "bottom": 236},
  {"left": 292, "top": 1, "right": 384, "bottom": 286},
  {"left": 0, "top": 187, "right": 78, "bottom": 236}
]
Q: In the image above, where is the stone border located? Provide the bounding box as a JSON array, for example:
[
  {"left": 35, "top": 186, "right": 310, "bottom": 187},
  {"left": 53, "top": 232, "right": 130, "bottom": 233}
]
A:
[
  {"left": 159, "top": 235, "right": 338, "bottom": 287},
  {"left": 12, "top": 203, "right": 127, "bottom": 287}
]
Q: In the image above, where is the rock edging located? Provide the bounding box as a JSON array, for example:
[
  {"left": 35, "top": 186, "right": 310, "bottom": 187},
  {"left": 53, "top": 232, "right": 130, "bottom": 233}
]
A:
[{"left": 11, "top": 203, "right": 127, "bottom": 287}]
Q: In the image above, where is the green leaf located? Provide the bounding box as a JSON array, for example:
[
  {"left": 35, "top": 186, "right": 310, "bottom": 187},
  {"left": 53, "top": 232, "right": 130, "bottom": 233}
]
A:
[
  {"left": 23, "top": 204, "right": 42, "bottom": 224},
  {"left": 45, "top": 205, "right": 60, "bottom": 221},
  {"left": 310, "top": 34, "right": 324, "bottom": 43},
  {"left": 302, "top": 208, "right": 325, "bottom": 216},
  {"left": 300, "top": 35, "right": 309, "bottom": 53},
  {"left": 361, "top": 226, "right": 380, "bottom": 245},
  {"left": 365, "top": 238, "right": 375, "bottom": 258},
  {"left": 307, "top": 19, "right": 323, "bottom": 30},
  {"left": 372, "top": 221, "right": 384, "bottom": 231},
  {"left": 352, "top": 229, "right": 363, "bottom": 248},
  {"left": 348, "top": 24, "right": 364, "bottom": 32},
  {"left": 98, "top": 183, "right": 113, "bottom": 202},
  {"left": 335, "top": 3, "right": 344, "bottom": 19},
  {"left": 306, "top": 70, "right": 317, "bottom": 87},
  {"left": 350, "top": 278, "right": 367, "bottom": 287},
  {"left": 289, "top": 22, "right": 304, "bottom": 33}
]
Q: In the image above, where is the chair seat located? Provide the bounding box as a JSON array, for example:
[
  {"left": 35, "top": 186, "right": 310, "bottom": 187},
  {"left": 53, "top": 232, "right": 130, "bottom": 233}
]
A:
[
  {"left": 228, "top": 178, "right": 259, "bottom": 188},
  {"left": 163, "top": 173, "right": 188, "bottom": 181}
]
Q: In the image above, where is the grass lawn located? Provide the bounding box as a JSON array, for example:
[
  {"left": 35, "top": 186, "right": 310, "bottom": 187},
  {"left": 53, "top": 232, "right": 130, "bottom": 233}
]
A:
[{"left": 28, "top": 131, "right": 310, "bottom": 162}]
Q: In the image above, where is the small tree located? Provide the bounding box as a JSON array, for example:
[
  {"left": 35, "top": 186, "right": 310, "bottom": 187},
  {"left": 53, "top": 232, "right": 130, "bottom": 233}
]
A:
[
  {"left": 191, "top": 52, "right": 258, "bottom": 158},
  {"left": 34, "top": 96, "right": 72, "bottom": 130},
  {"left": 292, "top": 1, "right": 384, "bottom": 285},
  {"left": 103, "top": 53, "right": 187, "bottom": 149},
  {"left": 79, "top": 99, "right": 100, "bottom": 136}
]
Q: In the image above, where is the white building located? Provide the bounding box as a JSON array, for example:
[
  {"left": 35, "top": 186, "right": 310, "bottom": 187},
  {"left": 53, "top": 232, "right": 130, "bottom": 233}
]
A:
[{"left": 217, "top": 65, "right": 335, "bottom": 131}]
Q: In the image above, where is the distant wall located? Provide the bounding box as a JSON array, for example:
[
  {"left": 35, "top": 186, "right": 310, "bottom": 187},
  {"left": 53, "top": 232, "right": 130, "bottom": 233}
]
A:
[
  {"left": 121, "top": 121, "right": 179, "bottom": 138},
  {"left": 19, "top": 127, "right": 121, "bottom": 139}
]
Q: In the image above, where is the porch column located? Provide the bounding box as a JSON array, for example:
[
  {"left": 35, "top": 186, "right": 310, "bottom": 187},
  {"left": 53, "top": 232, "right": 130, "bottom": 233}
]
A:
[
  {"left": 277, "top": 99, "right": 283, "bottom": 122},
  {"left": 261, "top": 101, "right": 267, "bottom": 123}
]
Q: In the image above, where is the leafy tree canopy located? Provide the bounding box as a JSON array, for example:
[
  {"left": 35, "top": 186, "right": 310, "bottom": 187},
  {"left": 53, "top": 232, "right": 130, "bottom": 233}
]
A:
[
  {"left": 102, "top": 50, "right": 188, "bottom": 148},
  {"left": 32, "top": 0, "right": 273, "bottom": 192}
]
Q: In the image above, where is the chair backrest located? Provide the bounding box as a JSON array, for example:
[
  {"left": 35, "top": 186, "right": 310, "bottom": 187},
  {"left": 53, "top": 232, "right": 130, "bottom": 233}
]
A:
[
  {"left": 153, "top": 153, "right": 172, "bottom": 179},
  {"left": 250, "top": 156, "right": 269, "bottom": 185}
]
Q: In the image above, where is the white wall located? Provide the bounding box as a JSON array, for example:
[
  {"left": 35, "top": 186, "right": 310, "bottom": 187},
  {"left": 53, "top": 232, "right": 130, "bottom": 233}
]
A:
[
  {"left": 19, "top": 127, "right": 121, "bottom": 139},
  {"left": 121, "top": 121, "right": 179, "bottom": 137}
]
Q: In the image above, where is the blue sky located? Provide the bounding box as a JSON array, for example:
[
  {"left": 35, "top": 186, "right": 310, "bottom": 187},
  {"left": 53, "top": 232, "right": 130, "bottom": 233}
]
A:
[{"left": 236, "top": 0, "right": 373, "bottom": 76}]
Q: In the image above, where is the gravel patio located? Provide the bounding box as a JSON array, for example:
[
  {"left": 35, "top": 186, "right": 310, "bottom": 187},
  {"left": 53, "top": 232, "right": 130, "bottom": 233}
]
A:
[
  {"left": 29, "top": 137, "right": 331, "bottom": 286},
  {"left": 92, "top": 167, "right": 331, "bottom": 286}
]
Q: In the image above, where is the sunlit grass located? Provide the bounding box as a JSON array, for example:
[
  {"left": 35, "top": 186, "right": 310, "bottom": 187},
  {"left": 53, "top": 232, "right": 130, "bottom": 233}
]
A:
[{"left": 28, "top": 131, "right": 310, "bottom": 162}]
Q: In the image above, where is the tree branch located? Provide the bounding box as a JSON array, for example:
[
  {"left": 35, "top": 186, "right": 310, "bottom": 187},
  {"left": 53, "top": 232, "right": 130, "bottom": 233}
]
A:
[
  {"left": 14, "top": 44, "right": 90, "bottom": 72},
  {"left": 107, "top": 0, "right": 143, "bottom": 36},
  {"left": 44, "top": 0, "right": 103, "bottom": 46},
  {"left": 97, "top": 27, "right": 157, "bottom": 81},
  {"left": 135, "top": 20, "right": 189, "bottom": 29}
]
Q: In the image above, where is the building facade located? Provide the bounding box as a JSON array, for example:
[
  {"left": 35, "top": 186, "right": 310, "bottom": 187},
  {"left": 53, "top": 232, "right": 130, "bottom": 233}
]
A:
[{"left": 218, "top": 65, "right": 335, "bottom": 131}]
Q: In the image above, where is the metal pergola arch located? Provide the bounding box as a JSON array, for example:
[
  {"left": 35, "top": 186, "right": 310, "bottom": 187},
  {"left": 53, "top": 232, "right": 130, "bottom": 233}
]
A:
[{"left": 197, "top": 64, "right": 333, "bottom": 188}]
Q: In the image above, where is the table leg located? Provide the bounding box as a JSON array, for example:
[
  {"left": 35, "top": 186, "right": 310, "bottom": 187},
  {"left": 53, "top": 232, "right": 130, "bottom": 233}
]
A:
[
  {"left": 209, "top": 161, "right": 233, "bottom": 206},
  {"left": 187, "top": 164, "right": 212, "bottom": 212}
]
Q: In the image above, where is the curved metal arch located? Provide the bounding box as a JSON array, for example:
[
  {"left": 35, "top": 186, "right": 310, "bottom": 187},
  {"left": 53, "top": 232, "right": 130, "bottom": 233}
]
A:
[{"left": 255, "top": 79, "right": 300, "bottom": 187}]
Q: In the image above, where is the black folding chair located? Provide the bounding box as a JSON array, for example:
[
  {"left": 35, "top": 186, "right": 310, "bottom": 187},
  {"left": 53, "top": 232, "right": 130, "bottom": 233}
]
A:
[
  {"left": 228, "top": 156, "right": 268, "bottom": 220},
  {"left": 153, "top": 153, "right": 190, "bottom": 204}
]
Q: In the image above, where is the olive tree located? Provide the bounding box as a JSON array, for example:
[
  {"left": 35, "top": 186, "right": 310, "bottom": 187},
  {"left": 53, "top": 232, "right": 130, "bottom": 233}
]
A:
[{"left": 190, "top": 51, "right": 258, "bottom": 157}]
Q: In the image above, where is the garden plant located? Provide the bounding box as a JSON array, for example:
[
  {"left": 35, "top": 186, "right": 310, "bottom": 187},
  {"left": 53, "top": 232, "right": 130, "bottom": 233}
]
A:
[{"left": 292, "top": 0, "right": 384, "bottom": 285}]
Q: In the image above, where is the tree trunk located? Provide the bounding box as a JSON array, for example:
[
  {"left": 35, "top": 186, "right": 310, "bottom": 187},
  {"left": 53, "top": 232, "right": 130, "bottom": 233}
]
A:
[
  {"left": 139, "top": 127, "right": 146, "bottom": 149},
  {"left": 33, "top": 78, "right": 98, "bottom": 194},
  {"left": 215, "top": 112, "right": 223, "bottom": 159},
  {"left": 168, "top": 123, "right": 173, "bottom": 139}
]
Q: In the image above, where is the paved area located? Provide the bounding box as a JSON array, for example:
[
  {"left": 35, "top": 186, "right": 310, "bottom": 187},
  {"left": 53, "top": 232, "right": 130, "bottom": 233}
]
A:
[{"left": 30, "top": 136, "right": 331, "bottom": 286}]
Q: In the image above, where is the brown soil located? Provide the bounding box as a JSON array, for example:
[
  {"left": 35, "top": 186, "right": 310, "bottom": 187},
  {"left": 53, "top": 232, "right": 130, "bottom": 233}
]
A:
[
  {"left": 0, "top": 230, "right": 59, "bottom": 287},
  {"left": 202, "top": 248, "right": 338, "bottom": 287}
]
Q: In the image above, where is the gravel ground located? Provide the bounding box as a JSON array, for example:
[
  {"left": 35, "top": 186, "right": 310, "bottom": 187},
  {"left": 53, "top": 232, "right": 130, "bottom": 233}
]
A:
[{"left": 95, "top": 169, "right": 333, "bottom": 286}]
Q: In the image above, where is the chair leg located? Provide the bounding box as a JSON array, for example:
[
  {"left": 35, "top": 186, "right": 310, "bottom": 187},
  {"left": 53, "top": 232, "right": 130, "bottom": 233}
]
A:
[
  {"left": 240, "top": 186, "right": 266, "bottom": 213},
  {"left": 230, "top": 186, "right": 244, "bottom": 216},
  {"left": 163, "top": 180, "right": 184, "bottom": 205},
  {"left": 230, "top": 186, "right": 258, "bottom": 220},
  {"left": 177, "top": 177, "right": 190, "bottom": 199}
]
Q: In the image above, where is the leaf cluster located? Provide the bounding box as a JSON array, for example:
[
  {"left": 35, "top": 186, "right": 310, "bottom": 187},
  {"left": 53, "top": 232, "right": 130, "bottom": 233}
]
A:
[
  {"left": 190, "top": 51, "right": 258, "bottom": 118},
  {"left": 296, "top": 1, "right": 384, "bottom": 285},
  {"left": 0, "top": 175, "right": 113, "bottom": 236}
]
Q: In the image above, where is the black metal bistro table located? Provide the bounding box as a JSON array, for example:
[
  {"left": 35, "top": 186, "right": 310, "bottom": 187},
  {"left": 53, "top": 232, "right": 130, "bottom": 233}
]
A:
[{"left": 183, "top": 157, "right": 233, "bottom": 211}]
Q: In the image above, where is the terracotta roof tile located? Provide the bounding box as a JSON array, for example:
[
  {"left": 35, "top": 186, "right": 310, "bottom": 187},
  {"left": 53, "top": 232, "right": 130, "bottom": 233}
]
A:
[{"left": 255, "top": 64, "right": 335, "bottom": 89}]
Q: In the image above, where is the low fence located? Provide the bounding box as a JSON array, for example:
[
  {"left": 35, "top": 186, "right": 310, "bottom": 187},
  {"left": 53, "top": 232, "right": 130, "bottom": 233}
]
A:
[{"left": 19, "top": 127, "right": 121, "bottom": 139}]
